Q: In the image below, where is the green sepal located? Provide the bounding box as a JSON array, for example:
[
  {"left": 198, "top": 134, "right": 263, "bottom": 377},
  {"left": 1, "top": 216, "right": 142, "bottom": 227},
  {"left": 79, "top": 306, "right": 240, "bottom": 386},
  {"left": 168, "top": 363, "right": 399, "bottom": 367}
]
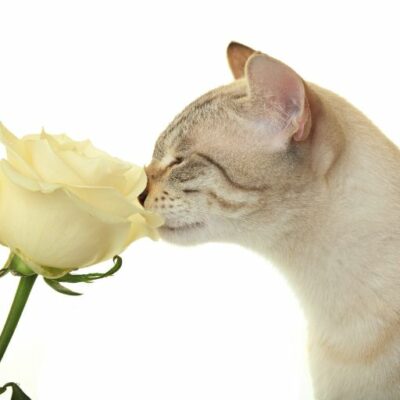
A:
[
  {"left": 44, "top": 256, "right": 122, "bottom": 296},
  {"left": 9, "top": 255, "right": 36, "bottom": 277},
  {"left": 0, "top": 268, "right": 9, "bottom": 278},
  {"left": 1, "top": 253, "right": 36, "bottom": 278},
  {"left": 56, "top": 255, "right": 122, "bottom": 284},
  {"left": 44, "top": 278, "right": 82, "bottom": 296},
  {"left": 0, "top": 382, "right": 32, "bottom": 399}
]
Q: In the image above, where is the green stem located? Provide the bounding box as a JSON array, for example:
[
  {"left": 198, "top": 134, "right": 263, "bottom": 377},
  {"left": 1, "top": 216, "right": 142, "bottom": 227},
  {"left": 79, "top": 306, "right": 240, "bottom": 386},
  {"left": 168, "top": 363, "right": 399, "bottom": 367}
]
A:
[{"left": 0, "top": 274, "right": 37, "bottom": 362}]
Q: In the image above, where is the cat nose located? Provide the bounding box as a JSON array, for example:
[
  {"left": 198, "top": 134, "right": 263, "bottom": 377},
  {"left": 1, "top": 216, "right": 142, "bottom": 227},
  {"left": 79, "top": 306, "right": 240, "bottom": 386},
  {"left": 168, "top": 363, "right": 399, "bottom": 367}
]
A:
[{"left": 138, "top": 185, "right": 149, "bottom": 206}]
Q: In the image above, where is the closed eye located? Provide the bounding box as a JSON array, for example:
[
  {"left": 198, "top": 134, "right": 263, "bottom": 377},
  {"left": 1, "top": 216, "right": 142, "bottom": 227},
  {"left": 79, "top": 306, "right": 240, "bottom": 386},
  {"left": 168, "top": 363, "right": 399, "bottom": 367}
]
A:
[
  {"left": 168, "top": 157, "right": 184, "bottom": 168},
  {"left": 182, "top": 188, "right": 199, "bottom": 193}
]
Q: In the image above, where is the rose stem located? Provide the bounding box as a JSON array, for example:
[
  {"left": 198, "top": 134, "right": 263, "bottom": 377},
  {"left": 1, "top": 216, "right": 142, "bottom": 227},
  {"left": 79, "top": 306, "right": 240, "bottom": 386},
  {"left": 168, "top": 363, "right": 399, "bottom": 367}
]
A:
[{"left": 0, "top": 275, "right": 37, "bottom": 362}]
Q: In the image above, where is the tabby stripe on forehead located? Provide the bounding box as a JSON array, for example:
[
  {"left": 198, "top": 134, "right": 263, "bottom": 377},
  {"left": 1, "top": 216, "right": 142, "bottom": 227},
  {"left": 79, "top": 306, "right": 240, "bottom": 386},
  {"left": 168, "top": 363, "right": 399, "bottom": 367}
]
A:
[
  {"left": 195, "top": 152, "right": 270, "bottom": 192},
  {"left": 163, "top": 96, "right": 219, "bottom": 150},
  {"left": 160, "top": 91, "right": 247, "bottom": 151},
  {"left": 167, "top": 95, "right": 217, "bottom": 134}
]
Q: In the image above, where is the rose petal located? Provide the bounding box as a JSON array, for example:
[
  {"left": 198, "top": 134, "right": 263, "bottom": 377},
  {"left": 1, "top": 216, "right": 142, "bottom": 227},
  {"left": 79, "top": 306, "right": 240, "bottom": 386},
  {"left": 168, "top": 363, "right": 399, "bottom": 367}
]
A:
[
  {"left": 123, "top": 166, "right": 148, "bottom": 199},
  {"left": 0, "top": 160, "right": 60, "bottom": 193},
  {"left": 65, "top": 184, "right": 144, "bottom": 224},
  {"left": 0, "top": 123, "right": 29, "bottom": 160},
  {"left": 23, "top": 138, "right": 86, "bottom": 186},
  {"left": 0, "top": 171, "right": 141, "bottom": 272}
]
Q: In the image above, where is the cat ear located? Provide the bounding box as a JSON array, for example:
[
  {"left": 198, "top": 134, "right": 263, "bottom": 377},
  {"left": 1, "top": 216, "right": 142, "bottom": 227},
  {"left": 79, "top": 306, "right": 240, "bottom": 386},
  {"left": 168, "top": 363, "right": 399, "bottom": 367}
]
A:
[
  {"left": 245, "top": 53, "right": 310, "bottom": 143},
  {"left": 227, "top": 42, "right": 257, "bottom": 79}
]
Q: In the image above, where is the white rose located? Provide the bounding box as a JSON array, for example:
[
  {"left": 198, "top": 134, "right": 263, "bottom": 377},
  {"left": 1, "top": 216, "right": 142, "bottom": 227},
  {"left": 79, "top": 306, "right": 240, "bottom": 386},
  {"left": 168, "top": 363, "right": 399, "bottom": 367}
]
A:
[{"left": 0, "top": 123, "right": 163, "bottom": 278}]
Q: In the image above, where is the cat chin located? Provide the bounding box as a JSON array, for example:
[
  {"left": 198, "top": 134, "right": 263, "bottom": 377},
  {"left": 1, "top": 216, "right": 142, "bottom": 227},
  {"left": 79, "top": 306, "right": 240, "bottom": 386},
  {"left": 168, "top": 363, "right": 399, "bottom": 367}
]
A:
[{"left": 158, "top": 223, "right": 210, "bottom": 246}]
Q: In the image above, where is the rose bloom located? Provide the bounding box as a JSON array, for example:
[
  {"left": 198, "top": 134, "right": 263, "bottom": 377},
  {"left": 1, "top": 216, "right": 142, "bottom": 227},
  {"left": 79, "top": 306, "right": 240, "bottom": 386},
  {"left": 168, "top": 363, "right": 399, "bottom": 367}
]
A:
[{"left": 0, "top": 123, "right": 163, "bottom": 278}]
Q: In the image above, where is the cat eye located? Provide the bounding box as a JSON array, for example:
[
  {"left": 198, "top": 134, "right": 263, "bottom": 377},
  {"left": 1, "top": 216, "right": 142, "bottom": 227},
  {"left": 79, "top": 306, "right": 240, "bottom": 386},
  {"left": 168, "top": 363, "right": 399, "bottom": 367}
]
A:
[{"left": 169, "top": 157, "right": 184, "bottom": 167}]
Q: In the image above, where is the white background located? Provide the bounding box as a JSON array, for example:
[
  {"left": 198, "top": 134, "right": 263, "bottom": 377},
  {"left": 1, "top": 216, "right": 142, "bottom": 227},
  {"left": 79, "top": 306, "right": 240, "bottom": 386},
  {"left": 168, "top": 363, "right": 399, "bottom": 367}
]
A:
[{"left": 0, "top": 1, "right": 399, "bottom": 399}]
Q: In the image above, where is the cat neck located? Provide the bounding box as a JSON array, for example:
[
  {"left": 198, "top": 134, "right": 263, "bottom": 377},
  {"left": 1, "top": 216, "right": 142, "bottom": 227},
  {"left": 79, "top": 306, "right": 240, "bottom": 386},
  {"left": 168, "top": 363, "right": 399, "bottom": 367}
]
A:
[{"left": 247, "top": 85, "right": 400, "bottom": 341}]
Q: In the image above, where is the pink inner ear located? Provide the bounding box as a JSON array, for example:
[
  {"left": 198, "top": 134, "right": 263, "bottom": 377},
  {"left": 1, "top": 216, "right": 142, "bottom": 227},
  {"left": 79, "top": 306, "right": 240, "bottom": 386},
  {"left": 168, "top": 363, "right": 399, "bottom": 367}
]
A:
[
  {"left": 293, "top": 104, "right": 309, "bottom": 141},
  {"left": 245, "top": 54, "right": 309, "bottom": 141}
]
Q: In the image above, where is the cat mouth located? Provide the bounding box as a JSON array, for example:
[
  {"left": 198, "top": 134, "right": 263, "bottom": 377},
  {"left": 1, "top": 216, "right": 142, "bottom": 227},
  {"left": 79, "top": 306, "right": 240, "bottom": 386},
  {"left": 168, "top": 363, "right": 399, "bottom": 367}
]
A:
[{"left": 160, "top": 221, "right": 205, "bottom": 232}]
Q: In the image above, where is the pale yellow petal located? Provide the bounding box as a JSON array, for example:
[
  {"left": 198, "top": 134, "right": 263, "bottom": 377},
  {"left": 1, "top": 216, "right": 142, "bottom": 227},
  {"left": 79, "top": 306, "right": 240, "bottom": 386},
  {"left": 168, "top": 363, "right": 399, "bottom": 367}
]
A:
[
  {"left": 4, "top": 146, "right": 40, "bottom": 181},
  {"left": 41, "top": 132, "right": 75, "bottom": 148},
  {"left": 0, "top": 160, "right": 60, "bottom": 193},
  {"left": 13, "top": 249, "right": 73, "bottom": 278},
  {"left": 0, "top": 171, "right": 135, "bottom": 271},
  {"left": 0, "top": 122, "right": 27, "bottom": 159},
  {"left": 124, "top": 166, "right": 148, "bottom": 199},
  {"left": 43, "top": 132, "right": 135, "bottom": 191},
  {"left": 23, "top": 138, "right": 85, "bottom": 185},
  {"left": 57, "top": 149, "right": 129, "bottom": 187},
  {"left": 65, "top": 185, "right": 143, "bottom": 223},
  {"left": 127, "top": 214, "right": 161, "bottom": 243},
  {"left": 140, "top": 209, "right": 165, "bottom": 228}
]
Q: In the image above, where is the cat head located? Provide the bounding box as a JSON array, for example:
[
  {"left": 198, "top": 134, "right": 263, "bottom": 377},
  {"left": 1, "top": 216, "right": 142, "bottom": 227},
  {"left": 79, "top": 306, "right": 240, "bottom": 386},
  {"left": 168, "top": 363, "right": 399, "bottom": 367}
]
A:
[{"left": 140, "top": 43, "right": 341, "bottom": 249}]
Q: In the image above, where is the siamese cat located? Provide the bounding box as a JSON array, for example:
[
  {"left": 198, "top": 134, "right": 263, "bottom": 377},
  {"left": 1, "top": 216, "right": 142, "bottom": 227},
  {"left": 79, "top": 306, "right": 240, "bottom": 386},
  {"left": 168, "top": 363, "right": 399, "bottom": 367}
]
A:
[{"left": 139, "top": 42, "right": 400, "bottom": 399}]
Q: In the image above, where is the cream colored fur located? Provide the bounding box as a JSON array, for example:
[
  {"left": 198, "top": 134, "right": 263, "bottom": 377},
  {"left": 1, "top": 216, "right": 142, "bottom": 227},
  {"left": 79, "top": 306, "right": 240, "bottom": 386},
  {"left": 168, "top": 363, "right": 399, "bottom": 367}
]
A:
[{"left": 141, "top": 42, "right": 400, "bottom": 399}]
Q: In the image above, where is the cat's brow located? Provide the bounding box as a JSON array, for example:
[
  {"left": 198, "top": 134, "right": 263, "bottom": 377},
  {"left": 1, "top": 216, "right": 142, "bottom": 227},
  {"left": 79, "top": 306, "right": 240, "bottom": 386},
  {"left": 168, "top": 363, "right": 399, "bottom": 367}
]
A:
[
  {"left": 168, "top": 92, "right": 246, "bottom": 136},
  {"left": 166, "top": 95, "right": 218, "bottom": 136},
  {"left": 156, "top": 91, "right": 247, "bottom": 157},
  {"left": 194, "top": 152, "right": 270, "bottom": 192}
]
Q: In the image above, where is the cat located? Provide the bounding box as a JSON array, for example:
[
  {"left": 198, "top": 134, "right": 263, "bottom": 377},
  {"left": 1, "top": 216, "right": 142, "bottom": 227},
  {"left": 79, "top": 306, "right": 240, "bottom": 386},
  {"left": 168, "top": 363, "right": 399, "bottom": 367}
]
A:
[{"left": 139, "top": 42, "right": 400, "bottom": 400}]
